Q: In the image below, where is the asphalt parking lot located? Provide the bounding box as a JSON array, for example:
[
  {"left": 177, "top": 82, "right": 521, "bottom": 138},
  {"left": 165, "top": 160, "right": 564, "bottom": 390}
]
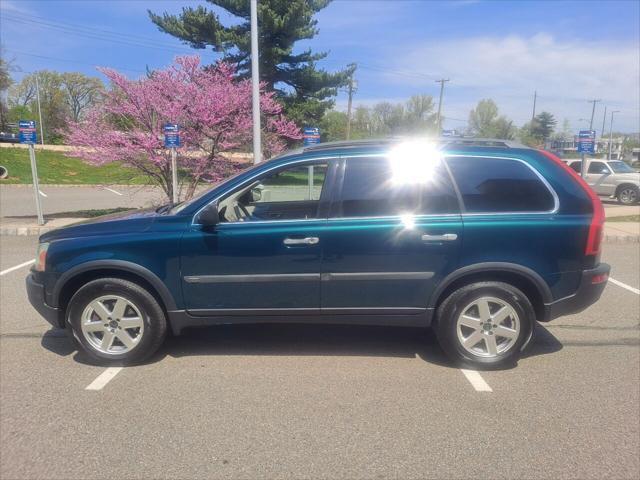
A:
[{"left": 0, "top": 236, "right": 638, "bottom": 479}]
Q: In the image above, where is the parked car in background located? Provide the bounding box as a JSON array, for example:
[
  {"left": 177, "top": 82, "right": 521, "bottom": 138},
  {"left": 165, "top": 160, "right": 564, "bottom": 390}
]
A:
[
  {"left": 0, "top": 131, "right": 20, "bottom": 143},
  {"left": 565, "top": 159, "right": 640, "bottom": 204},
  {"left": 27, "top": 138, "right": 610, "bottom": 368}
]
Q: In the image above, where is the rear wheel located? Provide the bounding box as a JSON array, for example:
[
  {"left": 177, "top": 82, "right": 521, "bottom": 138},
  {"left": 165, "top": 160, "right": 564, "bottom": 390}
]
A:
[
  {"left": 617, "top": 185, "right": 639, "bottom": 205},
  {"left": 435, "top": 281, "right": 535, "bottom": 367},
  {"left": 67, "top": 278, "right": 167, "bottom": 365}
]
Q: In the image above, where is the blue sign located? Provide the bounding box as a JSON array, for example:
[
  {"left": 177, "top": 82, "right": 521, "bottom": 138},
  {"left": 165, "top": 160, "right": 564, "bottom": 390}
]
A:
[
  {"left": 441, "top": 129, "right": 458, "bottom": 137},
  {"left": 164, "top": 123, "right": 180, "bottom": 148},
  {"left": 303, "top": 127, "right": 320, "bottom": 146},
  {"left": 19, "top": 120, "right": 37, "bottom": 144},
  {"left": 576, "top": 130, "right": 596, "bottom": 154}
]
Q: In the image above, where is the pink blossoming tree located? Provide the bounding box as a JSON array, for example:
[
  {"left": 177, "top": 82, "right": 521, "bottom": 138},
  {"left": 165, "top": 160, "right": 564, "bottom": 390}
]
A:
[{"left": 66, "top": 56, "right": 301, "bottom": 201}]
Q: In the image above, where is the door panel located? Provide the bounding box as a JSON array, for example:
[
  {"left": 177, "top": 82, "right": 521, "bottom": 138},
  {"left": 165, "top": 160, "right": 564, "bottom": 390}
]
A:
[
  {"left": 181, "top": 220, "right": 325, "bottom": 312},
  {"left": 321, "top": 216, "right": 462, "bottom": 309},
  {"left": 585, "top": 161, "right": 615, "bottom": 195},
  {"left": 320, "top": 155, "right": 462, "bottom": 310},
  {"left": 181, "top": 160, "right": 334, "bottom": 314}
]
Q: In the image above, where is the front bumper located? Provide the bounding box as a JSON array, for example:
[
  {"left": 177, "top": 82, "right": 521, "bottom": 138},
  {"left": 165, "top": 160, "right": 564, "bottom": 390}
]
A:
[
  {"left": 545, "top": 263, "right": 611, "bottom": 321},
  {"left": 26, "top": 273, "right": 64, "bottom": 329}
]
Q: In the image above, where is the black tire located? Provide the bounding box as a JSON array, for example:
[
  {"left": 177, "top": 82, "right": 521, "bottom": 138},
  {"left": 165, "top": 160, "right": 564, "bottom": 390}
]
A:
[
  {"left": 616, "top": 184, "right": 639, "bottom": 205},
  {"left": 66, "top": 278, "right": 167, "bottom": 365},
  {"left": 434, "top": 281, "right": 535, "bottom": 368}
]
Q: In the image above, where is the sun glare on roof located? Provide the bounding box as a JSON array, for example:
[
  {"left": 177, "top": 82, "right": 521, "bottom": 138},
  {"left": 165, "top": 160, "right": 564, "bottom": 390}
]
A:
[{"left": 388, "top": 140, "right": 442, "bottom": 185}]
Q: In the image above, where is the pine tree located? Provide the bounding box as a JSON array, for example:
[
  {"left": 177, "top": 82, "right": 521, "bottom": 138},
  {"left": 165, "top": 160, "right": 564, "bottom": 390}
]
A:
[{"left": 149, "top": 0, "right": 353, "bottom": 126}]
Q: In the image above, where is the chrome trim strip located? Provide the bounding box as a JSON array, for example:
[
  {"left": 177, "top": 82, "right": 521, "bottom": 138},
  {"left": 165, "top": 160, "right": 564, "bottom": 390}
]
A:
[
  {"left": 321, "top": 272, "right": 434, "bottom": 281},
  {"left": 184, "top": 273, "right": 319, "bottom": 284}
]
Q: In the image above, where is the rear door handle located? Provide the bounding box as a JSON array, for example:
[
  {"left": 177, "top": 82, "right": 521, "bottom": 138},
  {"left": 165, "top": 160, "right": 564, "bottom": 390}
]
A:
[
  {"left": 421, "top": 233, "right": 458, "bottom": 242},
  {"left": 283, "top": 237, "right": 319, "bottom": 245}
]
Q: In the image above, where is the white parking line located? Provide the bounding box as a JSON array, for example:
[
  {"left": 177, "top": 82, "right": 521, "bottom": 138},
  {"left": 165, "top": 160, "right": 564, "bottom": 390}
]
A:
[
  {"left": 102, "top": 186, "right": 123, "bottom": 196},
  {"left": 460, "top": 369, "right": 493, "bottom": 392},
  {"left": 38, "top": 190, "right": 47, "bottom": 197},
  {"left": 0, "top": 260, "right": 35, "bottom": 276},
  {"left": 609, "top": 277, "right": 640, "bottom": 295},
  {"left": 85, "top": 367, "right": 123, "bottom": 391}
]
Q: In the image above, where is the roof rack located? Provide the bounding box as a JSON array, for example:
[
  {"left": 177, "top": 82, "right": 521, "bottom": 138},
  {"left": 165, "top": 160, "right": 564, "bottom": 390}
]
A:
[{"left": 301, "top": 137, "right": 528, "bottom": 153}]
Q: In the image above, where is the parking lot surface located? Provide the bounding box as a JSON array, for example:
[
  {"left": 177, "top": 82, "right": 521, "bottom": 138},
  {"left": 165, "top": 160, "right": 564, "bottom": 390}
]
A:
[{"left": 0, "top": 236, "right": 638, "bottom": 479}]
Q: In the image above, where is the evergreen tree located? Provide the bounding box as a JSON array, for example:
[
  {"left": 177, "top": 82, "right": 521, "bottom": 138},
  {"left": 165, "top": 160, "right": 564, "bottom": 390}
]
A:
[{"left": 149, "top": 0, "right": 353, "bottom": 126}]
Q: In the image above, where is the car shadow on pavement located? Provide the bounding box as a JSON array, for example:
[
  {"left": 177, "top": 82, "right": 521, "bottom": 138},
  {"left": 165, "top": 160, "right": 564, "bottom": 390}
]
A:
[{"left": 40, "top": 323, "right": 563, "bottom": 370}]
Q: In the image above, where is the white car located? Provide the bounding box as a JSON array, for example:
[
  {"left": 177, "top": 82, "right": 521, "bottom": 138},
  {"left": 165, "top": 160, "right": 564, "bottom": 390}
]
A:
[{"left": 565, "top": 159, "right": 640, "bottom": 205}]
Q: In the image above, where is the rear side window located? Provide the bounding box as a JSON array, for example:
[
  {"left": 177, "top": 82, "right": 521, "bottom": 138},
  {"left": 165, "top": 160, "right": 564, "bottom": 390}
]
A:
[
  {"left": 446, "top": 156, "right": 555, "bottom": 213},
  {"left": 339, "top": 157, "right": 458, "bottom": 217}
]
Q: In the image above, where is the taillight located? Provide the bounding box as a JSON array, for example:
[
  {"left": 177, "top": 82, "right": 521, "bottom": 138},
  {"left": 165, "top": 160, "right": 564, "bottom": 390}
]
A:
[{"left": 537, "top": 150, "right": 605, "bottom": 256}]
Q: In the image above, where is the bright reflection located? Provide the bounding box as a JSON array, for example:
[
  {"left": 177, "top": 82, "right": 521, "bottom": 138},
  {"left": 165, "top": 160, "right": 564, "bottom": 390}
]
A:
[
  {"left": 388, "top": 140, "right": 442, "bottom": 185},
  {"left": 400, "top": 213, "right": 416, "bottom": 230}
]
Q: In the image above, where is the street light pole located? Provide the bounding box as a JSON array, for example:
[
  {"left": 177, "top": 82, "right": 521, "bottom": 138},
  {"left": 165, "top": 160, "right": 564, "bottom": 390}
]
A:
[
  {"left": 608, "top": 110, "right": 620, "bottom": 160},
  {"left": 250, "top": 0, "right": 261, "bottom": 164},
  {"left": 34, "top": 74, "right": 45, "bottom": 145},
  {"left": 435, "top": 78, "right": 450, "bottom": 135}
]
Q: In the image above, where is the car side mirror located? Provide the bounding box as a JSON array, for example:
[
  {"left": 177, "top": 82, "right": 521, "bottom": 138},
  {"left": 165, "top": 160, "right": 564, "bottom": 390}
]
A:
[
  {"left": 197, "top": 202, "right": 219, "bottom": 228},
  {"left": 601, "top": 168, "right": 609, "bottom": 174}
]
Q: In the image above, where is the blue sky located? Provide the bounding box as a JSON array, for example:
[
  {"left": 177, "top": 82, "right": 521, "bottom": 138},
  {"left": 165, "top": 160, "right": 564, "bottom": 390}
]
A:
[{"left": 1, "top": 0, "right": 639, "bottom": 132}]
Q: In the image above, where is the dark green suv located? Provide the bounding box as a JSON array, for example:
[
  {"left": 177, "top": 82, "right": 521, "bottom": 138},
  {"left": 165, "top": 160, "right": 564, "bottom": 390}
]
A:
[{"left": 27, "top": 138, "right": 610, "bottom": 367}]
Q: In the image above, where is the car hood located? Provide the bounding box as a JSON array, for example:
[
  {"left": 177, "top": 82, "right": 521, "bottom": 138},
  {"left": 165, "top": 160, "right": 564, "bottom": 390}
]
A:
[
  {"left": 40, "top": 208, "right": 160, "bottom": 242},
  {"left": 614, "top": 172, "right": 640, "bottom": 182}
]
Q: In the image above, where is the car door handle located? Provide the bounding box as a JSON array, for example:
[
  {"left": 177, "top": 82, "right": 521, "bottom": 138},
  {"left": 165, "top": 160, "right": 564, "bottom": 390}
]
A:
[
  {"left": 283, "top": 237, "right": 319, "bottom": 245},
  {"left": 421, "top": 233, "right": 458, "bottom": 242}
]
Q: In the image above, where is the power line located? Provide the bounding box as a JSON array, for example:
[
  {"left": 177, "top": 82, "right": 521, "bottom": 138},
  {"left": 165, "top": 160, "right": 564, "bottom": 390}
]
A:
[{"left": 4, "top": 49, "right": 147, "bottom": 74}]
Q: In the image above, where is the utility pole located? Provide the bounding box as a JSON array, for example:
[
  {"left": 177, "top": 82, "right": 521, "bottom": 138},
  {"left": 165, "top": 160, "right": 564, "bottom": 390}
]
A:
[
  {"left": 250, "top": 0, "right": 261, "bottom": 164},
  {"left": 531, "top": 90, "right": 537, "bottom": 121},
  {"left": 600, "top": 105, "right": 607, "bottom": 153},
  {"left": 608, "top": 110, "right": 620, "bottom": 160},
  {"left": 345, "top": 64, "right": 357, "bottom": 140},
  {"left": 587, "top": 99, "right": 601, "bottom": 130},
  {"left": 34, "top": 74, "right": 45, "bottom": 145},
  {"left": 435, "top": 78, "right": 450, "bottom": 135}
]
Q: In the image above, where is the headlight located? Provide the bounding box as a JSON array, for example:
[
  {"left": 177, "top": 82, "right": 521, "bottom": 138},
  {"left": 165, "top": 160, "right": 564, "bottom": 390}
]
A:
[{"left": 35, "top": 242, "right": 49, "bottom": 272}]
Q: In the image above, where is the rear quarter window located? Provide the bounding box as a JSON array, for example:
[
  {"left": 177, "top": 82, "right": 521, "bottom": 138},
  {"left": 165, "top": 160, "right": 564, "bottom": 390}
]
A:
[{"left": 446, "top": 156, "right": 555, "bottom": 213}]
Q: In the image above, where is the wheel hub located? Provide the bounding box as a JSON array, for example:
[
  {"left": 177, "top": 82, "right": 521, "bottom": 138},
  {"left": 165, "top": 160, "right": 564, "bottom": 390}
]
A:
[{"left": 456, "top": 296, "right": 520, "bottom": 358}]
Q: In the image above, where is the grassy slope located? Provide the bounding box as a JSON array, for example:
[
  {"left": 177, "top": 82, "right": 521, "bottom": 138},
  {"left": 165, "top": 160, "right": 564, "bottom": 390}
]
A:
[{"left": 0, "top": 147, "right": 149, "bottom": 184}]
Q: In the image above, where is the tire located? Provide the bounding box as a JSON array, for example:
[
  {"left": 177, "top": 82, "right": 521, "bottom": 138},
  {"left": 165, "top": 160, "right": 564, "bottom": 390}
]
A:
[
  {"left": 434, "top": 281, "right": 535, "bottom": 368},
  {"left": 616, "top": 185, "right": 639, "bottom": 205},
  {"left": 66, "top": 278, "right": 167, "bottom": 365}
]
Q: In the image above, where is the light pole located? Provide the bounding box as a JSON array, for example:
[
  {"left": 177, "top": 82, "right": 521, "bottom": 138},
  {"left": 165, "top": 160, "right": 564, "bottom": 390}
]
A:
[
  {"left": 250, "top": 0, "right": 261, "bottom": 164},
  {"left": 608, "top": 110, "right": 620, "bottom": 160},
  {"left": 435, "top": 78, "right": 449, "bottom": 135}
]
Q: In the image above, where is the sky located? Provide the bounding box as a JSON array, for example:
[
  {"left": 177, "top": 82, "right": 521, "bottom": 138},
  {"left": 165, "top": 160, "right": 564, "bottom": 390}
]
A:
[{"left": 1, "top": 0, "right": 639, "bottom": 133}]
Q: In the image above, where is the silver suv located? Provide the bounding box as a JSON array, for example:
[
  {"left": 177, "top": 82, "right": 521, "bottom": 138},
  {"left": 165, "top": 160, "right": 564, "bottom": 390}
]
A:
[{"left": 566, "top": 159, "right": 640, "bottom": 205}]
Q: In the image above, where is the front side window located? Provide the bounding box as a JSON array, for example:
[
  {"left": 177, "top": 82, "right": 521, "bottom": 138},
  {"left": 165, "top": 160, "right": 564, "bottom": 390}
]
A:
[
  {"left": 446, "top": 156, "right": 555, "bottom": 213},
  {"left": 608, "top": 161, "right": 634, "bottom": 173},
  {"left": 338, "top": 157, "right": 458, "bottom": 218},
  {"left": 218, "top": 163, "right": 328, "bottom": 222},
  {"left": 588, "top": 161, "right": 610, "bottom": 174}
]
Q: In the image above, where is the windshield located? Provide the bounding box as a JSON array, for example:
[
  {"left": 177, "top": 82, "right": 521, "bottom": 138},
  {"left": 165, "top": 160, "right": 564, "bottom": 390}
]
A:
[
  {"left": 170, "top": 165, "right": 254, "bottom": 214},
  {"left": 608, "top": 161, "right": 635, "bottom": 173}
]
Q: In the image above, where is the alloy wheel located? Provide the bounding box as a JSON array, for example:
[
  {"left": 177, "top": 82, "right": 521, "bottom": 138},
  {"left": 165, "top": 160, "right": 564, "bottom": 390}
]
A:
[
  {"left": 456, "top": 296, "right": 520, "bottom": 358},
  {"left": 80, "top": 295, "right": 144, "bottom": 355},
  {"left": 619, "top": 188, "right": 638, "bottom": 204}
]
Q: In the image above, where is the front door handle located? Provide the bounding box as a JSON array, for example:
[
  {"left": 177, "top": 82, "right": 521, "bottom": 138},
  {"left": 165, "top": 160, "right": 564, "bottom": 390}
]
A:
[
  {"left": 421, "top": 233, "right": 458, "bottom": 242},
  {"left": 283, "top": 237, "right": 319, "bottom": 246}
]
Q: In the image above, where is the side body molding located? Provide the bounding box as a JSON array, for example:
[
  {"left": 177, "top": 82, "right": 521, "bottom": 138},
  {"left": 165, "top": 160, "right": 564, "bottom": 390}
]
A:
[{"left": 52, "top": 260, "right": 178, "bottom": 311}]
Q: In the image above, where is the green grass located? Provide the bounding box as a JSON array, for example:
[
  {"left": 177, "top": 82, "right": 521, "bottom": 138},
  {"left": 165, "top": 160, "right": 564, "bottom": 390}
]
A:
[
  {"left": 0, "top": 147, "right": 150, "bottom": 184},
  {"left": 608, "top": 214, "right": 640, "bottom": 222}
]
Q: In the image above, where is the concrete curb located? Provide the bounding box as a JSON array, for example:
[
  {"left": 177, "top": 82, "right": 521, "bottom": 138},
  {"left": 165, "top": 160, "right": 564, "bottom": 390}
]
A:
[{"left": 0, "top": 184, "right": 150, "bottom": 188}]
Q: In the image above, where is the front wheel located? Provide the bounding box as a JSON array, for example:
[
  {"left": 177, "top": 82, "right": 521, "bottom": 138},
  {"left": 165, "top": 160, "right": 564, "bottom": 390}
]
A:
[
  {"left": 434, "top": 281, "right": 535, "bottom": 368},
  {"left": 66, "top": 278, "right": 167, "bottom": 365}
]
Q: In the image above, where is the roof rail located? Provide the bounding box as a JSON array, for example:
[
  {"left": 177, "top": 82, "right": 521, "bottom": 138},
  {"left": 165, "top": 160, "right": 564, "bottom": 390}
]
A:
[{"left": 301, "top": 137, "right": 528, "bottom": 153}]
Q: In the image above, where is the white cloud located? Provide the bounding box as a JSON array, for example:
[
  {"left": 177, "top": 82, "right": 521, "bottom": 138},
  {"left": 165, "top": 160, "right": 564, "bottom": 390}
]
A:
[{"left": 386, "top": 33, "right": 640, "bottom": 131}]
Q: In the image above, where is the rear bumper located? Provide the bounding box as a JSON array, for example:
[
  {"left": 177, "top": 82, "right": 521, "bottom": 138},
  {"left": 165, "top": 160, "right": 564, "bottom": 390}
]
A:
[
  {"left": 544, "top": 263, "right": 611, "bottom": 321},
  {"left": 26, "top": 273, "right": 64, "bottom": 329}
]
